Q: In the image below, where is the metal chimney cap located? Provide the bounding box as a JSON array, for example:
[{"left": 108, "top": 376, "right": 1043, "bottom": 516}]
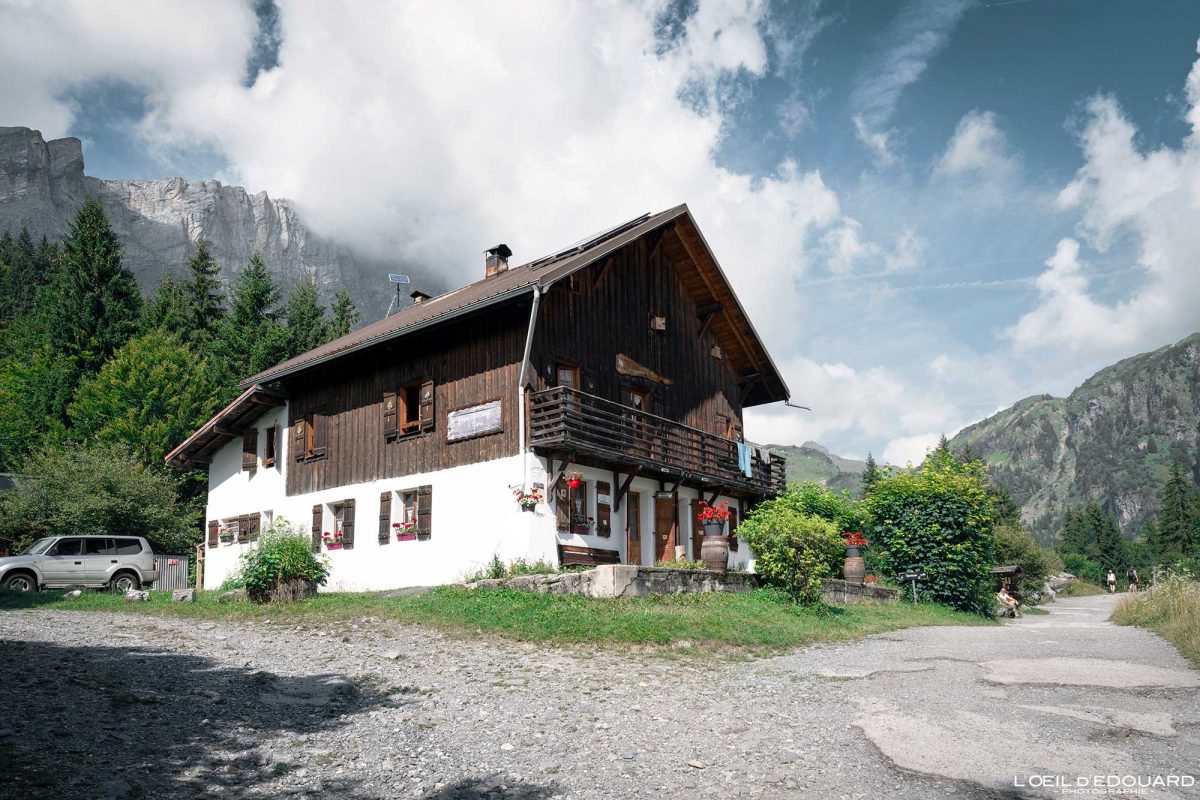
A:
[{"left": 485, "top": 243, "right": 512, "bottom": 259}]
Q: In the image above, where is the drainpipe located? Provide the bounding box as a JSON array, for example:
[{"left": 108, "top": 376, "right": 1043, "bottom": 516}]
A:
[{"left": 517, "top": 284, "right": 544, "bottom": 489}]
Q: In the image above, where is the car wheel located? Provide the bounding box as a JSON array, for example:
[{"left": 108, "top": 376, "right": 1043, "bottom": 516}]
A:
[
  {"left": 2, "top": 573, "right": 36, "bottom": 592},
  {"left": 110, "top": 573, "right": 140, "bottom": 592}
]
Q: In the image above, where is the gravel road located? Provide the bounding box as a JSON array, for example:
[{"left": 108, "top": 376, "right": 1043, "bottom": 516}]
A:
[{"left": 1, "top": 593, "right": 1196, "bottom": 799}]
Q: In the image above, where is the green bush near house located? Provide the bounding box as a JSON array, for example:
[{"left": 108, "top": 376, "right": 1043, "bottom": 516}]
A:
[
  {"left": 1061, "top": 552, "right": 1103, "bottom": 586},
  {"left": 738, "top": 507, "right": 842, "bottom": 605},
  {"left": 236, "top": 519, "right": 330, "bottom": 602},
  {"left": 993, "top": 523, "right": 1056, "bottom": 597}
]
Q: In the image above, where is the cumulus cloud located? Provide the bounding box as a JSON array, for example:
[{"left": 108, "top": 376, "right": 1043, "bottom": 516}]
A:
[
  {"left": 934, "top": 109, "right": 1014, "bottom": 179},
  {"left": 1008, "top": 41, "right": 1200, "bottom": 359},
  {"left": 885, "top": 226, "right": 926, "bottom": 272}
]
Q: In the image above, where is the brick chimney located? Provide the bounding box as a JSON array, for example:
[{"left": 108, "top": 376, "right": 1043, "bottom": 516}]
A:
[
  {"left": 410, "top": 289, "right": 431, "bottom": 304},
  {"left": 485, "top": 244, "right": 512, "bottom": 277}
]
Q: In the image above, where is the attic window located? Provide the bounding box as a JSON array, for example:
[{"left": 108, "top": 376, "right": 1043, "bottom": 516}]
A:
[
  {"left": 401, "top": 384, "right": 421, "bottom": 432},
  {"left": 383, "top": 380, "right": 436, "bottom": 438}
]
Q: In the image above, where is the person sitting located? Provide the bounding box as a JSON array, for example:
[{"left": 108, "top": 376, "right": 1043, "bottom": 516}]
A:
[{"left": 996, "top": 586, "right": 1020, "bottom": 618}]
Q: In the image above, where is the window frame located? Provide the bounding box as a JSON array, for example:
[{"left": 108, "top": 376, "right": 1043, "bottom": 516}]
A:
[{"left": 263, "top": 424, "right": 277, "bottom": 467}]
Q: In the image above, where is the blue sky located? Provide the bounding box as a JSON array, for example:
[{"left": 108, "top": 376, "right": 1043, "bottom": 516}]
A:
[{"left": 4, "top": 0, "right": 1200, "bottom": 463}]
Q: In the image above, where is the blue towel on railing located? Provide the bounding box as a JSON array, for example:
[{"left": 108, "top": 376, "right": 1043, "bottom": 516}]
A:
[{"left": 737, "top": 442, "right": 753, "bottom": 477}]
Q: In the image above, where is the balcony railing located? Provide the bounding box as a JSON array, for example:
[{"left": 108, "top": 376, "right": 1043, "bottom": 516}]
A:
[{"left": 529, "top": 387, "right": 786, "bottom": 496}]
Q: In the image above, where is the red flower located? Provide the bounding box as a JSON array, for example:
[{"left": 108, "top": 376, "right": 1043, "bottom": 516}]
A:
[
  {"left": 696, "top": 501, "right": 732, "bottom": 523},
  {"left": 843, "top": 531, "right": 869, "bottom": 547}
]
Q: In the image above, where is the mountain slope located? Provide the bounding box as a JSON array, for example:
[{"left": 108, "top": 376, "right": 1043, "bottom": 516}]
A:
[
  {"left": 0, "top": 126, "right": 433, "bottom": 316},
  {"left": 763, "top": 441, "right": 866, "bottom": 495},
  {"left": 950, "top": 332, "right": 1200, "bottom": 542}
]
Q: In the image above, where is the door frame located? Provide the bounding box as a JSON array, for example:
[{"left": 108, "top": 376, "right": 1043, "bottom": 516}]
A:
[
  {"left": 653, "top": 491, "right": 678, "bottom": 563},
  {"left": 626, "top": 491, "right": 642, "bottom": 565}
]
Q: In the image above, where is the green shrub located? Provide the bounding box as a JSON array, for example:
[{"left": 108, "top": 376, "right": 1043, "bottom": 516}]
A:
[
  {"left": 738, "top": 508, "right": 842, "bottom": 604},
  {"left": 864, "top": 455, "right": 994, "bottom": 613},
  {"left": 1061, "top": 552, "right": 1103, "bottom": 585},
  {"left": 236, "top": 518, "right": 329, "bottom": 602},
  {"left": 744, "top": 482, "right": 854, "bottom": 576},
  {"left": 1112, "top": 567, "right": 1200, "bottom": 666},
  {"left": 655, "top": 558, "right": 707, "bottom": 570},
  {"left": 465, "top": 555, "right": 558, "bottom": 582},
  {"left": 994, "top": 523, "right": 1055, "bottom": 596}
]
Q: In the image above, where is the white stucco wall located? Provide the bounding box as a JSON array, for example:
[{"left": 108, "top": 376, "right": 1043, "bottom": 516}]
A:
[{"left": 201, "top": 406, "right": 750, "bottom": 591}]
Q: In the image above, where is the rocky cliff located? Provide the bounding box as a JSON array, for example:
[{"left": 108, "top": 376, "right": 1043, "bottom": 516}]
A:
[
  {"left": 950, "top": 332, "right": 1200, "bottom": 542},
  {"left": 0, "top": 126, "right": 421, "bottom": 316}
]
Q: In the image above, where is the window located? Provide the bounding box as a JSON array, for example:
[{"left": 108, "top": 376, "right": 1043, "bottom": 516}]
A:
[
  {"left": 399, "top": 491, "right": 418, "bottom": 526},
  {"left": 50, "top": 538, "right": 82, "bottom": 556},
  {"left": 400, "top": 384, "right": 421, "bottom": 432},
  {"left": 263, "top": 424, "right": 277, "bottom": 467},
  {"left": 627, "top": 387, "right": 651, "bottom": 412},
  {"left": 327, "top": 500, "right": 356, "bottom": 548},
  {"left": 114, "top": 538, "right": 143, "bottom": 555},
  {"left": 556, "top": 363, "right": 579, "bottom": 390},
  {"left": 83, "top": 538, "right": 113, "bottom": 556},
  {"left": 242, "top": 428, "right": 258, "bottom": 471},
  {"left": 294, "top": 409, "right": 328, "bottom": 460},
  {"left": 380, "top": 489, "right": 422, "bottom": 542},
  {"left": 384, "top": 380, "right": 435, "bottom": 438}
]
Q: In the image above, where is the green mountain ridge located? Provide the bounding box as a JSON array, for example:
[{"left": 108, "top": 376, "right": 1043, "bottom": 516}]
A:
[
  {"left": 761, "top": 441, "right": 868, "bottom": 495},
  {"left": 950, "top": 332, "right": 1200, "bottom": 543}
]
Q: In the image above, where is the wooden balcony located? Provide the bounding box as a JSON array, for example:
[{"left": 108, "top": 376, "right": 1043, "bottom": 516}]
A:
[{"left": 529, "top": 387, "right": 786, "bottom": 497}]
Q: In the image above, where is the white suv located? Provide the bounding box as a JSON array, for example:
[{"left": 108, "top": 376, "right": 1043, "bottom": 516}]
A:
[{"left": 0, "top": 535, "right": 160, "bottom": 592}]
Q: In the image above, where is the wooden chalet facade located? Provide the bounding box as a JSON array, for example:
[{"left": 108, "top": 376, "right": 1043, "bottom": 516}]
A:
[{"left": 167, "top": 205, "right": 791, "bottom": 591}]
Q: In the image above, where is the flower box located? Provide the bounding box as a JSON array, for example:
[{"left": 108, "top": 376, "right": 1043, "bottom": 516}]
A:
[
  {"left": 395, "top": 532, "right": 417, "bottom": 542},
  {"left": 326, "top": 543, "right": 343, "bottom": 551},
  {"left": 218, "top": 534, "right": 234, "bottom": 544}
]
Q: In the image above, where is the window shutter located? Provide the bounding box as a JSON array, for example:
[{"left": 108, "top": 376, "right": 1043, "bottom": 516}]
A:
[
  {"left": 416, "top": 485, "right": 432, "bottom": 539},
  {"left": 419, "top": 380, "right": 436, "bottom": 431},
  {"left": 293, "top": 418, "right": 306, "bottom": 461},
  {"left": 207, "top": 520, "right": 219, "bottom": 548},
  {"left": 342, "top": 500, "right": 355, "bottom": 549},
  {"left": 311, "top": 504, "right": 322, "bottom": 552},
  {"left": 311, "top": 411, "right": 328, "bottom": 457},
  {"left": 650, "top": 392, "right": 665, "bottom": 419},
  {"left": 555, "top": 476, "right": 570, "bottom": 531},
  {"left": 237, "top": 513, "right": 251, "bottom": 543},
  {"left": 382, "top": 391, "right": 399, "bottom": 438},
  {"left": 247, "top": 513, "right": 261, "bottom": 542},
  {"left": 378, "top": 491, "right": 392, "bottom": 543},
  {"left": 596, "top": 480, "right": 611, "bottom": 537},
  {"left": 690, "top": 499, "right": 703, "bottom": 561},
  {"left": 241, "top": 429, "right": 258, "bottom": 470},
  {"left": 728, "top": 507, "right": 740, "bottom": 552}
]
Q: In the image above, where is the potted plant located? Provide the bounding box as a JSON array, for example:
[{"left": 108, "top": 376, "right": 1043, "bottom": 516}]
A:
[
  {"left": 566, "top": 471, "right": 584, "bottom": 490},
  {"left": 513, "top": 486, "right": 543, "bottom": 512},
  {"left": 843, "top": 531, "right": 868, "bottom": 584},
  {"left": 695, "top": 501, "right": 733, "bottom": 571},
  {"left": 322, "top": 530, "right": 344, "bottom": 550},
  {"left": 218, "top": 524, "right": 234, "bottom": 544},
  {"left": 393, "top": 521, "right": 418, "bottom": 541}
]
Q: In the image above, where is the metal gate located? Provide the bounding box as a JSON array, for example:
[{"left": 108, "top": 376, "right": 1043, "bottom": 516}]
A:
[{"left": 155, "top": 555, "right": 191, "bottom": 590}]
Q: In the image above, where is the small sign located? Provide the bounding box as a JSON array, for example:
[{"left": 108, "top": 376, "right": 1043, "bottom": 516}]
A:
[
  {"left": 446, "top": 399, "right": 502, "bottom": 442},
  {"left": 900, "top": 570, "right": 926, "bottom": 582},
  {"left": 597, "top": 495, "right": 612, "bottom": 506}
]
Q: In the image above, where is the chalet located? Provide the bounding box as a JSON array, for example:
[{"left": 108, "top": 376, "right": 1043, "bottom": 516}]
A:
[{"left": 167, "top": 205, "right": 791, "bottom": 591}]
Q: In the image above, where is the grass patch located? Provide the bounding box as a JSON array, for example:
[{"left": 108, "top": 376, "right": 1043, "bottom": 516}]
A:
[
  {"left": 0, "top": 586, "right": 988, "bottom": 653},
  {"left": 1111, "top": 571, "right": 1200, "bottom": 668},
  {"left": 1057, "top": 579, "right": 1107, "bottom": 597}
]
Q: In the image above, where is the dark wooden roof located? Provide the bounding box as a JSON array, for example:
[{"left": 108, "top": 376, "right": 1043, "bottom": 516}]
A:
[
  {"left": 991, "top": 565, "right": 1022, "bottom": 575},
  {"left": 164, "top": 385, "right": 285, "bottom": 468},
  {"left": 237, "top": 205, "right": 790, "bottom": 406}
]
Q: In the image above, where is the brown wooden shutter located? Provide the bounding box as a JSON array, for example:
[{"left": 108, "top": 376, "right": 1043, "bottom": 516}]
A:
[
  {"left": 207, "top": 520, "right": 219, "bottom": 548},
  {"left": 596, "top": 480, "right": 611, "bottom": 537},
  {"left": 382, "top": 391, "right": 399, "bottom": 438},
  {"left": 378, "top": 491, "right": 392, "bottom": 542},
  {"left": 311, "top": 411, "right": 328, "bottom": 458},
  {"left": 293, "top": 418, "right": 306, "bottom": 461},
  {"left": 728, "top": 507, "right": 739, "bottom": 552},
  {"left": 690, "top": 499, "right": 703, "bottom": 561},
  {"left": 419, "top": 380, "right": 435, "bottom": 432},
  {"left": 342, "top": 500, "right": 355, "bottom": 549},
  {"left": 247, "top": 513, "right": 261, "bottom": 542},
  {"left": 237, "top": 513, "right": 251, "bottom": 543},
  {"left": 416, "top": 485, "right": 432, "bottom": 539},
  {"left": 311, "top": 504, "right": 322, "bottom": 552},
  {"left": 242, "top": 429, "right": 258, "bottom": 470},
  {"left": 555, "top": 476, "right": 570, "bottom": 532}
]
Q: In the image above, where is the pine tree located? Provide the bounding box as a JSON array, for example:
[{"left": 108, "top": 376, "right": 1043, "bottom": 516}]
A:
[
  {"left": 214, "top": 251, "right": 285, "bottom": 383},
  {"left": 327, "top": 287, "right": 360, "bottom": 338},
  {"left": 958, "top": 442, "right": 976, "bottom": 464},
  {"left": 47, "top": 199, "right": 142, "bottom": 376},
  {"left": 1090, "top": 504, "right": 1128, "bottom": 573},
  {"left": 989, "top": 482, "right": 1022, "bottom": 528},
  {"left": 1059, "top": 508, "right": 1089, "bottom": 556},
  {"left": 182, "top": 241, "right": 225, "bottom": 343},
  {"left": 1157, "top": 460, "right": 1197, "bottom": 559},
  {"left": 861, "top": 451, "right": 882, "bottom": 492},
  {"left": 282, "top": 279, "right": 328, "bottom": 359},
  {"left": 143, "top": 275, "right": 191, "bottom": 334}
]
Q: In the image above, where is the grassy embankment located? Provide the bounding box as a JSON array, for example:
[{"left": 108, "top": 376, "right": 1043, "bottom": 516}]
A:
[
  {"left": 1112, "top": 573, "right": 1200, "bottom": 667},
  {"left": 0, "top": 585, "right": 987, "bottom": 653},
  {"left": 1056, "top": 579, "right": 1107, "bottom": 598}
]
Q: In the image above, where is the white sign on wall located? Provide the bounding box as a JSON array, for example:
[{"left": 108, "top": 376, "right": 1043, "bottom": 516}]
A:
[{"left": 447, "top": 399, "right": 502, "bottom": 442}]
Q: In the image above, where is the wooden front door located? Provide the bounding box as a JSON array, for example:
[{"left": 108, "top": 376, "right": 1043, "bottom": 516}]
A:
[
  {"left": 654, "top": 492, "right": 677, "bottom": 563},
  {"left": 626, "top": 492, "right": 642, "bottom": 566}
]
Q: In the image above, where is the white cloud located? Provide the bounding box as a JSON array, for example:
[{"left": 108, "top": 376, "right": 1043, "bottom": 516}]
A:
[
  {"left": 1008, "top": 41, "right": 1200, "bottom": 360},
  {"left": 821, "top": 219, "right": 879, "bottom": 275},
  {"left": 934, "top": 110, "right": 1014, "bottom": 180},
  {"left": 885, "top": 226, "right": 926, "bottom": 271}
]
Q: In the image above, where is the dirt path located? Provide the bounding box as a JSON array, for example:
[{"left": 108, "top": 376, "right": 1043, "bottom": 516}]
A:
[{"left": 1, "top": 594, "right": 1196, "bottom": 799}]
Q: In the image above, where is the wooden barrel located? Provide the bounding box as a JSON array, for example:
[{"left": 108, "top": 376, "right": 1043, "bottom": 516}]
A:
[
  {"left": 701, "top": 535, "right": 730, "bottom": 571},
  {"left": 843, "top": 546, "right": 866, "bottom": 584}
]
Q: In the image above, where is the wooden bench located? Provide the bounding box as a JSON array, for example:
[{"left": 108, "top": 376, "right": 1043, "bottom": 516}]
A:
[{"left": 558, "top": 544, "right": 621, "bottom": 567}]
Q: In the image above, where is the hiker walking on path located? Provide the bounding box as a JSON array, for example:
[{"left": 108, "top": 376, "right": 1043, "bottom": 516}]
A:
[
  {"left": 1107, "top": 569, "right": 1117, "bottom": 593},
  {"left": 1126, "top": 568, "right": 1139, "bottom": 592}
]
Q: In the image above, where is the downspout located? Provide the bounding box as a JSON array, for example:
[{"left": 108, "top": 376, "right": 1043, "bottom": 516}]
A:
[{"left": 517, "top": 284, "right": 544, "bottom": 489}]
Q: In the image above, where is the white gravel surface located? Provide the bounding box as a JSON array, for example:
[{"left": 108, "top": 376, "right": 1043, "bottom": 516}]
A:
[{"left": 0, "top": 593, "right": 1196, "bottom": 799}]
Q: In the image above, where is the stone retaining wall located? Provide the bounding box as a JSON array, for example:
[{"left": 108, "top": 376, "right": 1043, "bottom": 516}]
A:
[
  {"left": 821, "top": 579, "right": 900, "bottom": 604},
  {"left": 465, "top": 565, "right": 756, "bottom": 598}
]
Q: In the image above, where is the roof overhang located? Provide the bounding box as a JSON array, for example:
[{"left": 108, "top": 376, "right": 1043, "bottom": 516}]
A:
[{"left": 164, "top": 385, "right": 285, "bottom": 469}]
